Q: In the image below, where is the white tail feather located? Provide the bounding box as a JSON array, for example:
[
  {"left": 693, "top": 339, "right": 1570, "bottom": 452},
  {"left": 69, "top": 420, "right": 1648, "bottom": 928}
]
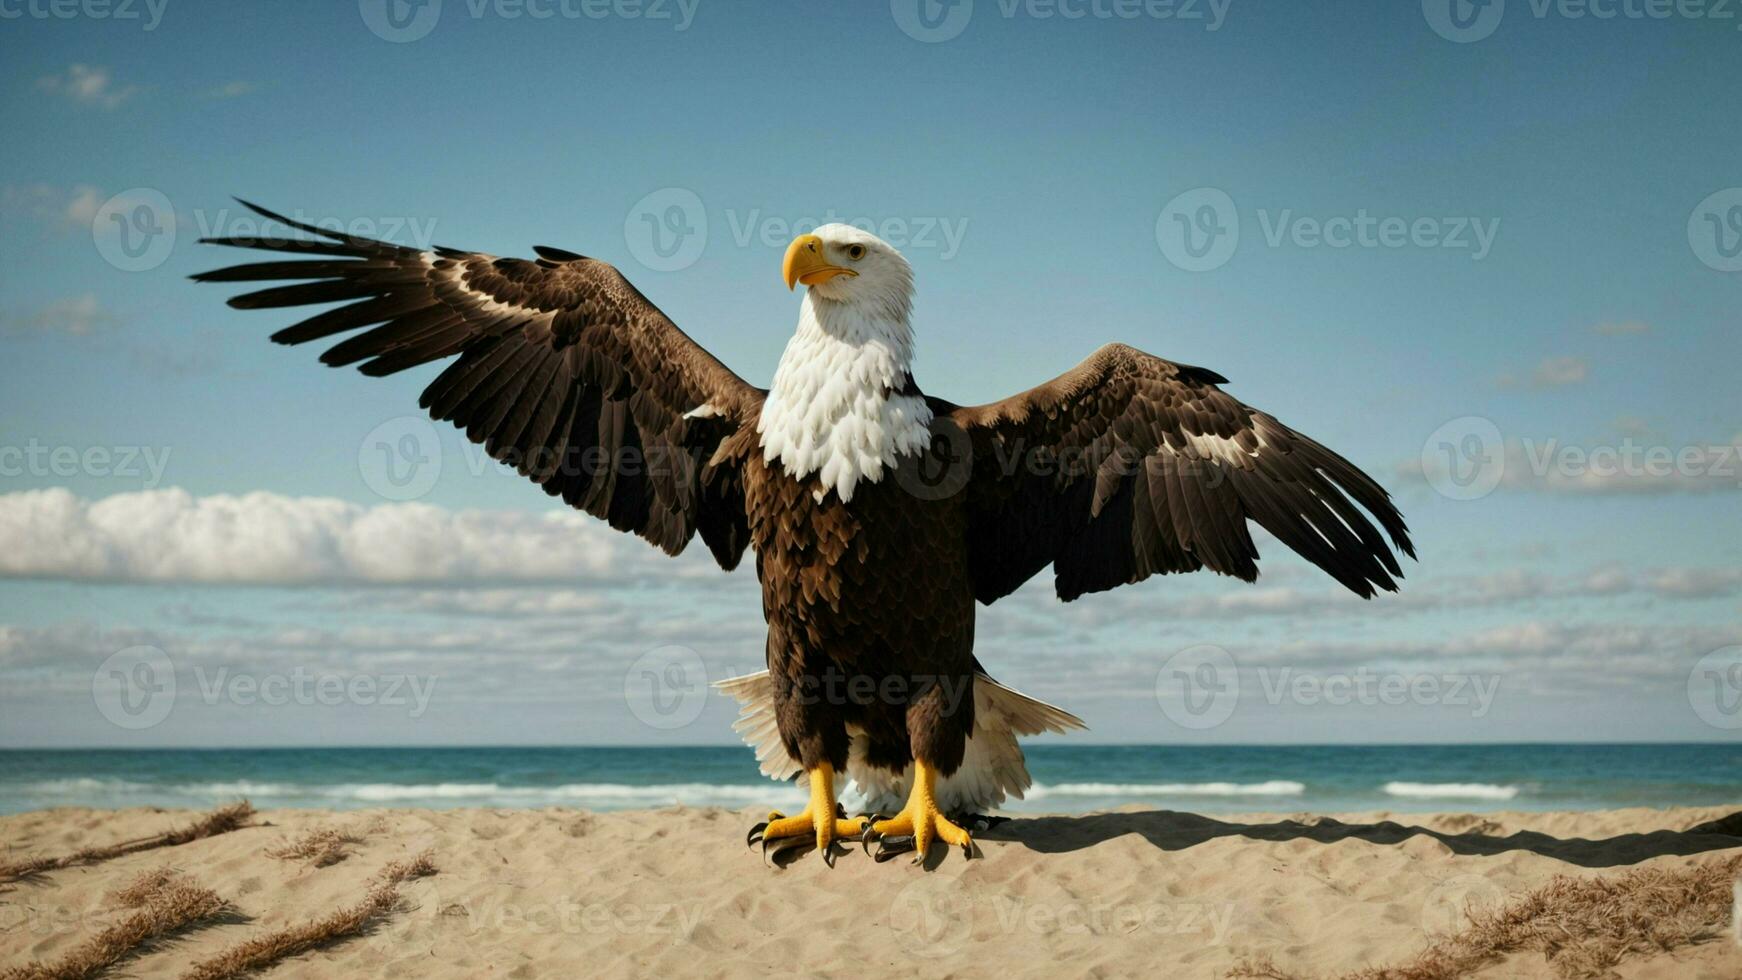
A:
[{"left": 712, "top": 670, "right": 1085, "bottom": 814}]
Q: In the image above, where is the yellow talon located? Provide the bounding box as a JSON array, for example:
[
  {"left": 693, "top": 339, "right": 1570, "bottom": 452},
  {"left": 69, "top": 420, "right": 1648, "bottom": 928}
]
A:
[
  {"left": 870, "top": 760, "right": 973, "bottom": 862},
  {"left": 749, "top": 766, "right": 862, "bottom": 863}
]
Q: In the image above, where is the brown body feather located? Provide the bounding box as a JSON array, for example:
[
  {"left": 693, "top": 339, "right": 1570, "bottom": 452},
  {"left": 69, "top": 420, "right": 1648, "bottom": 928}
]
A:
[{"left": 733, "top": 437, "right": 977, "bottom": 775}]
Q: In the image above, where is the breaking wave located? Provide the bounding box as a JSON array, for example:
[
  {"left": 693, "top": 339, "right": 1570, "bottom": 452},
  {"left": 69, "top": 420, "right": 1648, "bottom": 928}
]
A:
[
  {"left": 1028, "top": 780, "right": 1306, "bottom": 798},
  {"left": 1383, "top": 782, "right": 1520, "bottom": 801}
]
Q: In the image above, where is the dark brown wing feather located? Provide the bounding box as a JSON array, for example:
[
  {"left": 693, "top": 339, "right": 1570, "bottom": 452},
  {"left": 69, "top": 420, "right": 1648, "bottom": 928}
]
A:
[
  {"left": 938, "top": 343, "right": 1414, "bottom": 603},
  {"left": 193, "top": 199, "right": 762, "bottom": 569}
]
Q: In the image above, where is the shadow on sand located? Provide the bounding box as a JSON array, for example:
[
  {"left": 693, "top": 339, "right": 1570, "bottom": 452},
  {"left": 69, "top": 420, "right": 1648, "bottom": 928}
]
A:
[{"left": 979, "top": 809, "right": 1742, "bottom": 869}]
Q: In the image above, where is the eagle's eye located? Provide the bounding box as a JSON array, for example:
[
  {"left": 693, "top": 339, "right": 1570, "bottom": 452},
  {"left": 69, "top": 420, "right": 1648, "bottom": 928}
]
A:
[{"left": 845, "top": 243, "right": 866, "bottom": 260}]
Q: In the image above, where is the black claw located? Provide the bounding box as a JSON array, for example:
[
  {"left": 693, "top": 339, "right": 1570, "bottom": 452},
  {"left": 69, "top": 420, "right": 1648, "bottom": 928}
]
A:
[
  {"left": 860, "top": 814, "right": 887, "bottom": 856},
  {"left": 874, "top": 835, "right": 915, "bottom": 863},
  {"left": 949, "top": 812, "right": 1010, "bottom": 833},
  {"left": 746, "top": 821, "right": 768, "bottom": 848},
  {"left": 822, "top": 843, "right": 836, "bottom": 868},
  {"left": 764, "top": 834, "right": 810, "bottom": 867}
]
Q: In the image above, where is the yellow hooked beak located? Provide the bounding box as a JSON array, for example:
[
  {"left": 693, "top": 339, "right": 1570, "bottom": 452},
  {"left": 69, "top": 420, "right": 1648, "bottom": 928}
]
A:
[{"left": 782, "top": 233, "right": 858, "bottom": 290}]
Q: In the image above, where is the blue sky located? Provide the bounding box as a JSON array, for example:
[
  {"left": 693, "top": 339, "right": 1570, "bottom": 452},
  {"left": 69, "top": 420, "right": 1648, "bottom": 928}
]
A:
[{"left": 0, "top": 0, "right": 1738, "bottom": 747}]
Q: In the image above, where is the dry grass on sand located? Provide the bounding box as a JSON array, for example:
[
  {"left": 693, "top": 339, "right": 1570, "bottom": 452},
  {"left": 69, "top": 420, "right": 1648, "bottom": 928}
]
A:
[
  {"left": 0, "top": 869, "right": 229, "bottom": 980},
  {"left": 264, "top": 827, "right": 365, "bottom": 869},
  {"left": 180, "top": 851, "right": 436, "bottom": 980},
  {"left": 0, "top": 803, "right": 255, "bottom": 882},
  {"left": 1234, "top": 853, "right": 1742, "bottom": 980}
]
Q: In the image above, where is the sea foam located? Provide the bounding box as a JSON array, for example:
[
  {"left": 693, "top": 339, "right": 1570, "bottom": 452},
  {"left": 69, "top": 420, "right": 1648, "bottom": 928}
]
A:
[{"left": 1383, "top": 782, "right": 1520, "bottom": 801}]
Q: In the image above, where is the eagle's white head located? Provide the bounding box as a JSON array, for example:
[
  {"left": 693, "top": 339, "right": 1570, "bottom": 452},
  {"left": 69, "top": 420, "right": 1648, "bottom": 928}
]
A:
[
  {"left": 758, "top": 224, "right": 932, "bottom": 503},
  {"left": 781, "top": 223, "right": 914, "bottom": 326}
]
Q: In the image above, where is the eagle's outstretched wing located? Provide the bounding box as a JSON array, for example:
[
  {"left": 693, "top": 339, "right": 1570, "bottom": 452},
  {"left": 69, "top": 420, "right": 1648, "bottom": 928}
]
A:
[
  {"left": 193, "top": 200, "right": 762, "bottom": 569},
  {"left": 934, "top": 343, "right": 1414, "bottom": 604}
]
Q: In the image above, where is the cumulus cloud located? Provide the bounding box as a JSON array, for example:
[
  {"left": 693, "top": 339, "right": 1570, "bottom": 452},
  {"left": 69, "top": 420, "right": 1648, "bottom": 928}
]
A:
[
  {"left": 0, "top": 488, "right": 715, "bottom": 586},
  {"left": 35, "top": 64, "right": 138, "bottom": 109}
]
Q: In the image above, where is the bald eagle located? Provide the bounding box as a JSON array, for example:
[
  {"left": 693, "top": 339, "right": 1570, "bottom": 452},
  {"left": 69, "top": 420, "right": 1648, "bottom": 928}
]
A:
[{"left": 195, "top": 201, "right": 1413, "bottom": 865}]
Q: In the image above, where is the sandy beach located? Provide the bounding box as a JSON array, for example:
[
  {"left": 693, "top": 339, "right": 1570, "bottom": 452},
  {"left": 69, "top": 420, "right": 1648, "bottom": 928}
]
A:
[{"left": 3, "top": 804, "right": 1741, "bottom": 979}]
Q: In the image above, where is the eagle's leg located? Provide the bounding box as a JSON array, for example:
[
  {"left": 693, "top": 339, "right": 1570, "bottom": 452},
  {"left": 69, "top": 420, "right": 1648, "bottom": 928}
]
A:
[
  {"left": 865, "top": 760, "right": 973, "bottom": 863},
  {"left": 747, "top": 765, "right": 865, "bottom": 865}
]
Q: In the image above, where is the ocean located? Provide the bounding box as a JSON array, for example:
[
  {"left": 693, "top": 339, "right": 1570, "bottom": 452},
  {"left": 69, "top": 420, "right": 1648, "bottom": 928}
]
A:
[{"left": 2, "top": 744, "right": 1738, "bottom": 816}]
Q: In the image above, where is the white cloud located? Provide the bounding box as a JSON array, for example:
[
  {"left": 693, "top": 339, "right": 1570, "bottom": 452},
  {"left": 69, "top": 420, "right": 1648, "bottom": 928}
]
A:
[
  {"left": 205, "top": 81, "right": 254, "bottom": 99},
  {"left": 0, "top": 488, "right": 713, "bottom": 586},
  {"left": 35, "top": 64, "right": 138, "bottom": 109},
  {"left": 64, "top": 185, "right": 104, "bottom": 225},
  {"left": 0, "top": 294, "right": 116, "bottom": 336},
  {"left": 1643, "top": 567, "right": 1742, "bottom": 599},
  {"left": 1, "top": 183, "right": 106, "bottom": 229},
  {"left": 1532, "top": 355, "right": 1588, "bottom": 387},
  {"left": 1497, "top": 355, "right": 1590, "bottom": 390}
]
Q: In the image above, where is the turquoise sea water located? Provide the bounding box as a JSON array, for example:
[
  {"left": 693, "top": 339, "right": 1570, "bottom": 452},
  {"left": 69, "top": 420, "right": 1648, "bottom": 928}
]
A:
[{"left": 2, "top": 744, "right": 1738, "bottom": 816}]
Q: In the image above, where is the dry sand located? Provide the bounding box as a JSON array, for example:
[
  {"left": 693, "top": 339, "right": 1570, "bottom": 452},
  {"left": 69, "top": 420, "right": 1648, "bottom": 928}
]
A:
[{"left": 4, "top": 804, "right": 1741, "bottom": 979}]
